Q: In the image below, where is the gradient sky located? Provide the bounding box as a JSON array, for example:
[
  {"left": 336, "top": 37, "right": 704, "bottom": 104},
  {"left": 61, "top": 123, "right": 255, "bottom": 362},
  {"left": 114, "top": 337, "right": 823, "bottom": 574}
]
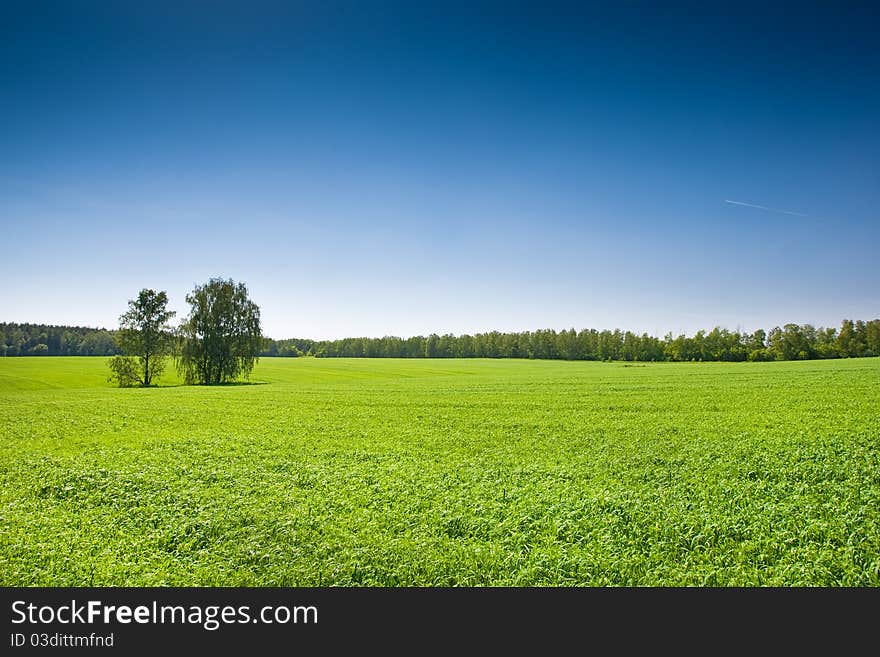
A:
[{"left": 2, "top": 2, "right": 878, "bottom": 339}]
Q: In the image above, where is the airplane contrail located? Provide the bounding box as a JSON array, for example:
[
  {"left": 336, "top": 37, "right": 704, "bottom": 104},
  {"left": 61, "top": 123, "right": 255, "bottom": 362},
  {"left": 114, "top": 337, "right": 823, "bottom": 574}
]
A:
[{"left": 724, "top": 199, "right": 809, "bottom": 217}]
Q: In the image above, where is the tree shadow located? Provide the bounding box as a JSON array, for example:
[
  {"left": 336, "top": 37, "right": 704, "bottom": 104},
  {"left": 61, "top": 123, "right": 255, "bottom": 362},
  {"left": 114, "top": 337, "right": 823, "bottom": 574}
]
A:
[{"left": 134, "top": 380, "right": 269, "bottom": 389}]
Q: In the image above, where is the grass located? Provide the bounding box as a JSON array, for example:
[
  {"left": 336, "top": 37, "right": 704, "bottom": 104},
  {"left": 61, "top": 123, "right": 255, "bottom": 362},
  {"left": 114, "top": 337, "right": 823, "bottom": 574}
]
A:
[{"left": 1, "top": 356, "right": 878, "bottom": 586}]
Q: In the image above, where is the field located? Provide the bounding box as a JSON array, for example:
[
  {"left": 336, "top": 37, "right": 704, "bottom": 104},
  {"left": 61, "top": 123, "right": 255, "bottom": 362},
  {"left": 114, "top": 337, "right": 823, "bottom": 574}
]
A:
[{"left": 1, "top": 356, "right": 878, "bottom": 586}]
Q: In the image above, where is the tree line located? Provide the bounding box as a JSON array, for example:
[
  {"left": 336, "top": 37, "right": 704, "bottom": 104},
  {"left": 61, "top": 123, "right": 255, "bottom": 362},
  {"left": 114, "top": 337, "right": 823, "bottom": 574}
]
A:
[
  {"left": 264, "top": 319, "right": 880, "bottom": 362},
  {"left": 0, "top": 323, "right": 117, "bottom": 356},
  {"left": 4, "top": 315, "right": 878, "bottom": 365}
]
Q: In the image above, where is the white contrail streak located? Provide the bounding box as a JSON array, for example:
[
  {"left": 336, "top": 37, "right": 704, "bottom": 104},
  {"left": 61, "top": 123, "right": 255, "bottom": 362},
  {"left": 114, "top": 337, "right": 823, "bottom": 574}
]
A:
[{"left": 724, "top": 199, "right": 808, "bottom": 217}]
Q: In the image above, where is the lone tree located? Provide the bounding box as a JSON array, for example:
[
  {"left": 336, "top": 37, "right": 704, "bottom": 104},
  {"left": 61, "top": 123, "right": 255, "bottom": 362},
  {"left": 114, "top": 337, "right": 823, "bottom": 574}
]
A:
[
  {"left": 108, "top": 289, "right": 176, "bottom": 387},
  {"left": 177, "top": 277, "right": 262, "bottom": 385}
]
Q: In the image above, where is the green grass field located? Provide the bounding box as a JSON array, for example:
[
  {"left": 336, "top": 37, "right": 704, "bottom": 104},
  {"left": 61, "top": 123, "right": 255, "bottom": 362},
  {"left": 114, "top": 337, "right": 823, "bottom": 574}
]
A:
[{"left": 1, "top": 356, "right": 878, "bottom": 586}]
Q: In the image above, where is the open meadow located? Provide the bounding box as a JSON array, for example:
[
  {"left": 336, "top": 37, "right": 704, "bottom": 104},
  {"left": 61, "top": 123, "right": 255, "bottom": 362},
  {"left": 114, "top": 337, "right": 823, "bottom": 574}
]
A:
[{"left": 1, "top": 356, "right": 878, "bottom": 585}]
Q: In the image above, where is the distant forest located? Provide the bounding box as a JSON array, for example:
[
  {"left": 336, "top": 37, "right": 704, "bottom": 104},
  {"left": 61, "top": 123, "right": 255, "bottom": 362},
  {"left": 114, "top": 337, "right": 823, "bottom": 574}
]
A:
[
  {"left": 1, "top": 323, "right": 118, "bottom": 357},
  {"left": 6, "top": 319, "right": 877, "bottom": 362}
]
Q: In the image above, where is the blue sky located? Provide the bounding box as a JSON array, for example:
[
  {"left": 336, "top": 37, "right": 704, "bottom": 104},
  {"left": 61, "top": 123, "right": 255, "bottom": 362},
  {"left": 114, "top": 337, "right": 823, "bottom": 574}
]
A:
[{"left": 2, "top": 2, "right": 878, "bottom": 339}]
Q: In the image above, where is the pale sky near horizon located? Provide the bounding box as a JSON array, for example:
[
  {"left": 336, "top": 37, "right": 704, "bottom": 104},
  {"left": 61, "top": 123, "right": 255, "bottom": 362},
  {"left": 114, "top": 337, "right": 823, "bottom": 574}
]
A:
[{"left": 2, "top": 2, "right": 878, "bottom": 339}]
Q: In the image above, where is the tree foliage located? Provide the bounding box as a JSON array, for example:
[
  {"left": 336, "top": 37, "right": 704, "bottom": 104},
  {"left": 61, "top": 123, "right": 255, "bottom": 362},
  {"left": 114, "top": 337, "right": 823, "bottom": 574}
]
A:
[
  {"left": 261, "top": 318, "right": 880, "bottom": 362},
  {"left": 177, "top": 278, "right": 262, "bottom": 385},
  {"left": 1, "top": 323, "right": 117, "bottom": 356},
  {"left": 108, "top": 289, "right": 175, "bottom": 387},
  {"left": 5, "top": 316, "right": 879, "bottom": 365}
]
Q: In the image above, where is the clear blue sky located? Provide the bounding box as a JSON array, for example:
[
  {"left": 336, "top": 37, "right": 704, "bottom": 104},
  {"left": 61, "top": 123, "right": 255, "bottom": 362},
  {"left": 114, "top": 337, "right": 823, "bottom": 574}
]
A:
[{"left": 2, "top": 2, "right": 878, "bottom": 339}]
